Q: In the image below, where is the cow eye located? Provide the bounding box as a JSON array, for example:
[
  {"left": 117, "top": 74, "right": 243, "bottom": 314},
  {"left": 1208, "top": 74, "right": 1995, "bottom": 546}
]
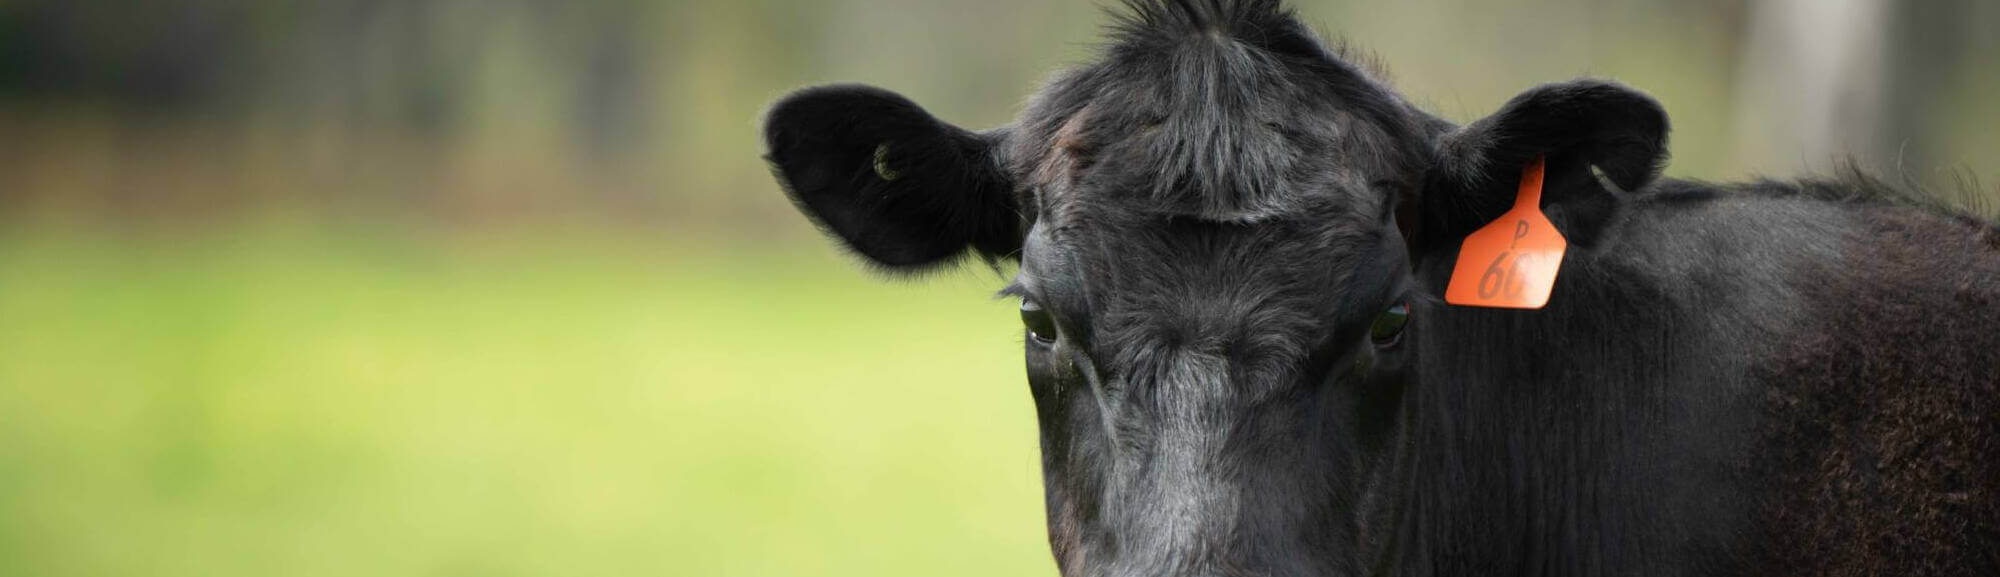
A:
[
  {"left": 1020, "top": 299, "right": 1058, "bottom": 345},
  {"left": 1369, "top": 302, "right": 1410, "bottom": 346}
]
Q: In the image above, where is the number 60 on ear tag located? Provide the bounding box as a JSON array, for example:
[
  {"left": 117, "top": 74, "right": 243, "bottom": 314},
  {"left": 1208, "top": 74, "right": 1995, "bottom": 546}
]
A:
[{"left": 1445, "top": 156, "right": 1567, "bottom": 309}]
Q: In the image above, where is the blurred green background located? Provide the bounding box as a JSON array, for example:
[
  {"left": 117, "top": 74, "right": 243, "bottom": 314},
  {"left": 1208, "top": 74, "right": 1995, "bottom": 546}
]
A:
[{"left": 0, "top": 1, "right": 1994, "bottom": 576}]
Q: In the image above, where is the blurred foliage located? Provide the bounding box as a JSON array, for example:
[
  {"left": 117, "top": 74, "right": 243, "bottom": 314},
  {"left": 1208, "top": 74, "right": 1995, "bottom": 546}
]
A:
[
  {"left": 0, "top": 1, "right": 1995, "bottom": 576},
  {"left": 3, "top": 0, "right": 1993, "bottom": 228}
]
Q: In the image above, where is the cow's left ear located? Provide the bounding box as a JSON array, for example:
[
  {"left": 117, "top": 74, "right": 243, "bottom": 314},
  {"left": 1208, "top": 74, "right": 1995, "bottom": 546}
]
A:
[{"left": 1411, "top": 79, "right": 1668, "bottom": 251}]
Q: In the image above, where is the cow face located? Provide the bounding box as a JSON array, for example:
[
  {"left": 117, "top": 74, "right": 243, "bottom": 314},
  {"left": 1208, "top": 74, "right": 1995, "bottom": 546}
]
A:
[{"left": 762, "top": 2, "right": 1667, "bottom": 576}]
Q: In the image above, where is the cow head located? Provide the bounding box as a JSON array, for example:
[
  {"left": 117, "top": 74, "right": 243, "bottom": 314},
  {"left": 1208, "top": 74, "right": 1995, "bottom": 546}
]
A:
[{"left": 762, "top": 1, "right": 1667, "bottom": 575}]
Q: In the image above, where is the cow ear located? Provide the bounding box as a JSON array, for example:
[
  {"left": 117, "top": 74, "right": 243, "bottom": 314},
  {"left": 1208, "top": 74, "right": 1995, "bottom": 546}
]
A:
[
  {"left": 1412, "top": 79, "right": 1668, "bottom": 250},
  {"left": 763, "top": 84, "right": 1022, "bottom": 272}
]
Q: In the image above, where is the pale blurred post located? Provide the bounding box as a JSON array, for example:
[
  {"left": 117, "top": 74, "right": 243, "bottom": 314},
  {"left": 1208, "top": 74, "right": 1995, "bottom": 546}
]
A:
[{"left": 1732, "top": 0, "right": 1892, "bottom": 176}]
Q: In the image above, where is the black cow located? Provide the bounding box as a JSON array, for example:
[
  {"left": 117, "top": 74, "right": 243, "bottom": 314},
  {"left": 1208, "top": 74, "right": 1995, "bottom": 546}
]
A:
[{"left": 760, "top": 1, "right": 2000, "bottom": 575}]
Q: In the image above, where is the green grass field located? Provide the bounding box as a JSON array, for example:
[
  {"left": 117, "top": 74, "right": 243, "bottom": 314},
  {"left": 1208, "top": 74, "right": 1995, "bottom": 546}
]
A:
[{"left": 0, "top": 223, "right": 1053, "bottom": 577}]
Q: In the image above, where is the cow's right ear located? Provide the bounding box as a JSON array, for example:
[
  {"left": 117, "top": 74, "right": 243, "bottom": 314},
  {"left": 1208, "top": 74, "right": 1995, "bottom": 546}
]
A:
[{"left": 763, "top": 84, "right": 1022, "bottom": 272}]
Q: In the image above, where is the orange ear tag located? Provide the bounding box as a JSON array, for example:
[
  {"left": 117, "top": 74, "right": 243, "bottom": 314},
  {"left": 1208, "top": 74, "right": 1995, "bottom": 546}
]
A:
[{"left": 1445, "top": 156, "right": 1567, "bottom": 309}]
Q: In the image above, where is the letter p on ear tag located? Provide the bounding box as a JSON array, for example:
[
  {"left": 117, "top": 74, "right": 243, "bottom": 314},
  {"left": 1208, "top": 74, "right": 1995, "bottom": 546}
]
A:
[{"left": 1445, "top": 156, "right": 1568, "bottom": 309}]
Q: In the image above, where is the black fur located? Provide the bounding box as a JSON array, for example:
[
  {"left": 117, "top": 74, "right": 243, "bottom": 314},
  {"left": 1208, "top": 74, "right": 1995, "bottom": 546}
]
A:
[{"left": 760, "top": 1, "right": 2000, "bottom": 576}]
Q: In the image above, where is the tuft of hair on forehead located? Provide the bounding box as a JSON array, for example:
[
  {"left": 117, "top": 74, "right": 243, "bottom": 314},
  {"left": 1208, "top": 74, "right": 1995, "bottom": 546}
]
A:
[
  {"left": 1110, "top": 0, "right": 1390, "bottom": 81},
  {"left": 1016, "top": 0, "right": 1413, "bottom": 222},
  {"left": 1112, "top": 0, "right": 1288, "bottom": 32},
  {"left": 1107, "top": 0, "right": 1319, "bottom": 67}
]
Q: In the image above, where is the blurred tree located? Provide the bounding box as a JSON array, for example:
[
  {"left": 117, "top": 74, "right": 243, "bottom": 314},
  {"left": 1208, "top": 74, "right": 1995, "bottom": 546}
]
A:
[
  {"left": 1734, "top": 0, "right": 1984, "bottom": 182},
  {"left": 0, "top": 1, "right": 254, "bottom": 112},
  {"left": 1732, "top": 0, "right": 1893, "bottom": 175}
]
